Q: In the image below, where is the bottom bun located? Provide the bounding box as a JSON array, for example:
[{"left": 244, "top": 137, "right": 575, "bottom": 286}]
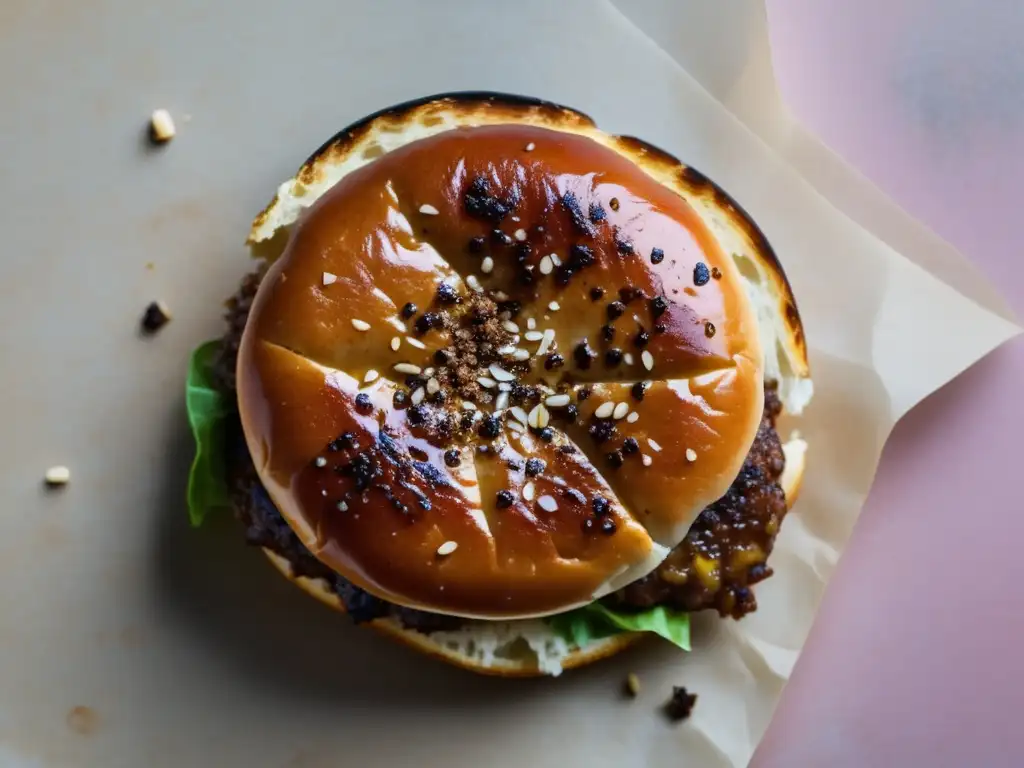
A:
[{"left": 262, "top": 438, "right": 807, "bottom": 677}]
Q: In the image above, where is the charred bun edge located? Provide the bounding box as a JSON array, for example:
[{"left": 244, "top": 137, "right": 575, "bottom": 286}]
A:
[{"left": 260, "top": 439, "right": 806, "bottom": 677}]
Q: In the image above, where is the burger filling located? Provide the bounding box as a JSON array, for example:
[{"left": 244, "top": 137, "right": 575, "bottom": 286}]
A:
[{"left": 198, "top": 271, "right": 790, "bottom": 634}]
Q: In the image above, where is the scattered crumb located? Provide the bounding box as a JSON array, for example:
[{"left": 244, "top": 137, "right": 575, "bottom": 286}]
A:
[
  {"left": 149, "top": 109, "right": 176, "bottom": 143},
  {"left": 625, "top": 673, "right": 641, "bottom": 697},
  {"left": 664, "top": 686, "right": 697, "bottom": 722},
  {"left": 140, "top": 301, "right": 172, "bottom": 333},
  {"left": 44, "top": 466, "right": 71, "bottom": 487}
]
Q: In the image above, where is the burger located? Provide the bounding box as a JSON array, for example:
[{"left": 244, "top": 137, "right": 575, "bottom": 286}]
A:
[{"left": 185, "top": 92, "right": 812, "bottom": 677}]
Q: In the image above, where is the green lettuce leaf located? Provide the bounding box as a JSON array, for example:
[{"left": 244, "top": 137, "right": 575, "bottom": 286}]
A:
[
  {"left": 547, "top": 602, "right": 691, "bottom": 651},
  {"left": 186, "top": 341, "right": 234, "bottom": 526}
]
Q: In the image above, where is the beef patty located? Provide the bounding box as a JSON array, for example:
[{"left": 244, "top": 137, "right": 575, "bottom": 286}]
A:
[{"left": 217, "top": 270, "right": 789, "bottom": 631}]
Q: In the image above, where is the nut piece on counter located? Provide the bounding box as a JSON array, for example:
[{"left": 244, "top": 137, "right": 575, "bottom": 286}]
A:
[
  {"left": 624, "top": 672, "right": 641, "bottom": 698},
  {"left": 664, "top": 686, "right": 698, "bottom": 722},
  {"left": 141, "top": 301, "right": 172, "bottom": 334},
  {"left": 149, "top": 109, "right": 176, "bottom": 143},
  {"left": 44, "top": 466, "right": 71, "bottom": 487}
]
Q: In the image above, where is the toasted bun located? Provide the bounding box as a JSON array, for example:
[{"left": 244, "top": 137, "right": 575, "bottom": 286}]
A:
[
  {"left": 237, "top": 93, "right": 797, "bottom": 620},
  {"left": 262, "top": 436, "right": 806, "bottom": 677}
]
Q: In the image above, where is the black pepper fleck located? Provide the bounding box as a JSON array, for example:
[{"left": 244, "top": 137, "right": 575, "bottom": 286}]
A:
[
  {"left": 491, "top": 228, "right": 514, "bottom": 247},
  {"left": 495, "top": 489, "right": 515, "bottom": 508},
  {"left": 407, "top": 404, "right": 427, "bottom": 426},
  {"left": 650, "top": 247, "right": 665, "bottom": 265},
  {"left": 592, "top": 496, "right": 610, "bottom": 517},
  {"left": 604, "top": 348, "right": 623, "bottom": 367},
  {"left": 601, "top": 517, "right": 617, "bottom": 535},
  {"left": 544, "top": 353, "right": 565, "bottom": 370},
  {"left": 577, "top": 387, "right": 592, "bottom": 401},
  {"left": 582, "top": 518, "right": 595, "bottom": 533},
  {"left": 141, "top": 301, "right": 171, "bottom": 333},
  {"left": 601, "top": 324, "right": 616, "bottom": 342},
  {"left": 606, "top": 450, "right": 624, "bottom": 469},
  {"left": 354, "top": 393, "right": 373, "bottom": 414},
  {"left": 693, "top": 262, "right": 711, "bottom": 286},
  {"left": 650, "top": 296, "right": 669, "bottom": 318},
  {"left": 537, "top": 427, "right": 554, "bottom": 442},
  {"left": 633, "top": 329, "right": 650, "bottom": 348},
  {"left": 393, "top": 391, "right": 409, "bottom": 408},
  {"left": 606, "top": 301, "right": 626, "bottom": 320},
  {"left": 415, "top": 312, "right": 443, "bottom": 334},
  {"left": 574, "top": 340, "right": 596, "bottom": 369},
  {"left": 464, "top": 176, "right": 513, "bottom": 223},
  {"left": 588, "top": 202, "right": 606, "bottom": 223},
  {"left": 479, "top": 415, "right": 501, "bottom": 439},
  {"left": 569, "top": 243, "right": 596, "bottom": 269},
  {"left": 401, "top": 302, "right": 418, "bottom": 319},
  {"left": 654, "top": 323, "right": 667, "bottom": 334},
  {"left": 444, "top": 449, "right": 461, "bottom": 468},
  {"left": 436, "top": 282, "right": 460, "bottom": 305},
  {"left": 622, "top": 437, "right": 639, "bottom": 455},
  {"left": 564, "top": 404, "right": 578, "bottom": 422},
  {"left": 630, "top": 381, "right": 648, "bottom": 401},
  {"left": 433, "top": 349, "right": 450, "bottom": 365},
  {"left": 589, "top": 420, "right": 616, "bottom": 443},
  {"left": 590, "top": 287, "right": 605, "bottom": 302},
  {"left": 525, "top": 458, "right": 545, "bottom": 477},
  {"left": 468, "top": 236, "right": 486, "bottom": 254}
]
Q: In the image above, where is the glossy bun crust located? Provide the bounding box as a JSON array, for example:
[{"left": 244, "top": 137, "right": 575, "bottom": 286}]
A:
[{"left": 237, "top": 96, "right": 767, "bottom": 620}]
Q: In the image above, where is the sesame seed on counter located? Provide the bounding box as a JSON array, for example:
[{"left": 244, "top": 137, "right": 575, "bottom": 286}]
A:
[{"left": 44, "top": 465, "right": 71, "bottom": 487}]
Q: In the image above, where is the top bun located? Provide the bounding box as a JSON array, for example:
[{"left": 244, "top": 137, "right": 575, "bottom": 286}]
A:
[{"left": 237, "top": 93, "right": 800, "bottom": 620}]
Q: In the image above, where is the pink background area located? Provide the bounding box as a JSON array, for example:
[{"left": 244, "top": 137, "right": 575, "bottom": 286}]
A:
[{"left": 758, "top": 1, "right": 1024, "bottom": 765}]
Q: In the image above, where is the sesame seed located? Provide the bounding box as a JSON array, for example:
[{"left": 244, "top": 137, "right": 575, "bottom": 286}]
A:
[
  {"left": 613, "top": 402, "right": 630, "bottom": 419},
  {"left": 594, "top": 401, "right": 615, "bottom": 419},
  {"left": 550, "top": 253, "right": 562, "bottom": 266},
  {"left": 507, "top": 420, "right": 525, "bottom": 433},
  {"left": 545, "top": 394, "right": 571, "bottom": 407},
  {"left": 538, "top": 495, "right": 558, "bottom": 512},
  {"left": 498, "top": 382, "right": 512, "bottom": 392},
  {"left": 525, "top": 142, "right": 536, "bottom": 151},
  {"left": 494, "top": 291, "right": 510, "bottom": 301},
  {"left": 686, "top": 448, "right": 698, "bottom": 462},
  {"left": 495, "top": 391, "right": 510, "bottom": 410},
  {"left": 405, "top": 336, "right": 426, "bottom": 349},
  {"left": 641, "top": 454, "right": 653, "bottom": 467},
  {"left": 524, "top": 330, "right": 544, "bottom": 342},
  {"left": 536, "top": 328, "right": 556, "bottom": 356},
  {"left": 322, "top": 271, "right": 338, "bottom": 286},
  {"left": 514, "top": 228, "right": 528, "bottom": 241},
  {"left": 466, "top": 274, "right": 483, "bottom": 293},
  {"left": 647, "top": 438, "right": 662, "bottom": 452},
  {"left": 498, "top": 345, "right": 517, "bottom": 355},
  {"left": 314, "top": 456, "right": 327, "bottom": 467},
  {"left": 427, "top": 377, "right": 441, "bottom": 394},
  {"left": 411, "top": 387, "right": 426, "bottom": 405},
  {"left": 548, "top": 301, "right": 561, "bottom": 311},
  {"left": 423, "top": 367, "right": 435, "bottom": 377},
  {"left": 623, "top": 353, "right": 635, "bottom": 366},
  {"left": 436, "top": 540, "right": 458, "bottom": 556},
  {"left": 351, "top": 319, "right": 371, "bottom": 332},
  {"left": 626, "top": 411, "right": 639, "bottom": 423},
  {"left": 419, "top": 204, "right": 440, "bottom": 215},
  {"left": 477, "top": 376, "right": 497, "bottom": 388},
  {"left": 526, "top": 318, "right": 537, "bottom": 330},
  {"left": 481, "top": 256, "right": 495, "bottom": 274},
  {"left": 363, "top": 369, "right": 380, "bottom": 383},
  {"left": 390, "top": 336, "right": 401, "bottom": 351},
  {"left": 337, "top": 501, "right": 349, "bottom": 511},
  {"left": 641, "top": 350, "right": 655, "bottom": 370},
  {"left": 512, "top": 349, "right": 531, "bottom": 361},
  {"left": 489, "top": 364, "right": 516, "bottom": 382},
  {"left": 393, "top": 363, "right": 422, "bottom": 375},
  {"left": 539, "top": 255, "right": 553, "bottom": 275},
  {"left": 462, "top": 401, "right": 478, "bottom": 411},
  {"left": 528, "top": 404, "right": 550, "bottom": 429},
  {"left": 502, "top": 320, "right": 520, "bottom": 333},
  {"left": 510, "top": 406, "right": 530, "bottom": 425},
  {"left": 523, "top": 481, "right": 536, "bottom": 501}
]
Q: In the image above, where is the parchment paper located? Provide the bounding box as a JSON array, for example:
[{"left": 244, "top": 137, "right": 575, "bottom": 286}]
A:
[{"left": 0, "top": 1, "right": 1016, "bottom": 767}]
